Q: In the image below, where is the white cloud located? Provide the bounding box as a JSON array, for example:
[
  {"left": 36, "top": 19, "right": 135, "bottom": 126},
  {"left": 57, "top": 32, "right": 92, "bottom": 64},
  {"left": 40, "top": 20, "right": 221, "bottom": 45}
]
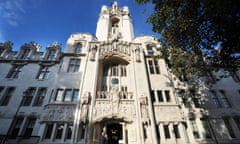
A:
[{"left": 0, "top": 0, "right": 25, "bottom": 27}]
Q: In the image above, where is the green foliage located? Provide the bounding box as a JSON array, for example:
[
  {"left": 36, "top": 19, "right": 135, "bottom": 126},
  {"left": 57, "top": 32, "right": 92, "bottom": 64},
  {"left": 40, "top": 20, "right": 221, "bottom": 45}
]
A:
[{"left": 136, "top": 0, "right": 240, "bottom": 79}]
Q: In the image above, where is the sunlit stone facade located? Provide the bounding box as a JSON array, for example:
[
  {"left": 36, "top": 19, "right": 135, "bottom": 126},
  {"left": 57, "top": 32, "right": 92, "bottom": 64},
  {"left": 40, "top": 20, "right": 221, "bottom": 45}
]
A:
[{"left": 0, "top": 2, "right": 240, "bottom": 144}]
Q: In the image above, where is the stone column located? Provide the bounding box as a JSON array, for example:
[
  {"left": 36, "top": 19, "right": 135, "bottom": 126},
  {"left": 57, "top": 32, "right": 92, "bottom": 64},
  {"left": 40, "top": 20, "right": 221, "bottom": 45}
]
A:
[
  {"left": 162, "top": 91, "right": 167, "bottom": 103},
  {"left": 169, "top": 123, "right": 176, "bottom": 142},
  {"left": 122, "top": 122, "right": 127, "bottom": 144},
  {"left": 159, "top": 123, "right": 165, "bottom": 144},
  {"left": 51, "top": 123, "right": 57, "bottom": 141},
  {"left": 195, "top": 118, "right": 204, "bottom": 139},
  {"left": 18, "top": 117, "right": 28, "bottom": 136},
  {"left": 61, "top": 123, "right": 68, "bottom": 142},
  {"left": 179, "top": 122, "right": 189, "bottom": 143},
  {"left": 154, "top": 90, "right": 159, "bottom": 103},
  {"left": 38, "top": 123, "right": 46, "bottom": 141}
]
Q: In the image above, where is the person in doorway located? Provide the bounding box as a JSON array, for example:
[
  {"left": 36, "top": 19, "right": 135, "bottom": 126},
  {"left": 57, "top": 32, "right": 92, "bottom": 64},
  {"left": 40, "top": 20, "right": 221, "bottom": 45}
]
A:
[{"left": 100, "top": 131, "right": 107, "bottom": 144}]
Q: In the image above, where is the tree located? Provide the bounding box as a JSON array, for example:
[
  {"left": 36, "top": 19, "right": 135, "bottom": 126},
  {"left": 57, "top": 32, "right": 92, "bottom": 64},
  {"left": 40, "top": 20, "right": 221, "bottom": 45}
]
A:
[{"left": 136, "top": 0, "right": 240, "bottom": 80}]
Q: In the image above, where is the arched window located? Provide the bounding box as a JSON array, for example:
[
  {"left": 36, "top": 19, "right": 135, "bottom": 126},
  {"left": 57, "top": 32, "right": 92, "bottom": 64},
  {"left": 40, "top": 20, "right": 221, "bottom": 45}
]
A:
[{"left": 75, "top": 43, "right": 82, "bottom": 54}]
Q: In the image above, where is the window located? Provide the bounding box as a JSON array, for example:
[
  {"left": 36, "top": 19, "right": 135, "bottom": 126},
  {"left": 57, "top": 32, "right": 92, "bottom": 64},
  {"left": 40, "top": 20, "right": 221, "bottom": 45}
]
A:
[
  {"left": 156, "top": 125, "right": 160, "bottom": 139},
  {"left": 10, "top": 117, "right": 24, "bottom": 138},
  {"left": 111, "top": 65, "right": 118, "bottom": 76},
  {"left": 36, "top": 66, "right": 50, "bottom": 80},
  {"left": 148, "top": 59, "right": 160, "bottom": 74},
  {"left": 148, "top": 60, "right": 154, "bottom": 74},
  {"left": 64, "top": 89, "right": 72, "bottom": 102},
  {"left": 201, "top": 118, "right": 212, "bottom": 138},
  {"left": 75, "top": 43, "right": 82, "bottom": 54},
  {"left": 146, "top": 44, "right": 153, "bottom": 55},
  {"left": 21, "top": 87, "right": 36, "bottom": 106},
  {"left": 0, "top": 86, "right": 4, "bottom": 97},
  {"left": 33, "top": 88, "right": 47, "bottom": 106},
  {"left": 55, "top": 89, "right": 64, "bottom": 101},
  {"left": 150, "top": 90, "right": 155, "bottom": 103},
  {"left": 219, "top": 90, "right": 231, "bottom": 108},
  {"left": 66, "top": 123, "right": 73, "bottom": 139},
  {"left": 157, "top": 90, "right": 163, "bottom": 102},
  {"left": 165, "top": 90, "right": 171, "bottom": 102},
  {"left": 190, "top": 119, "right": 200, "bottom": 138},
  {"left": 55, "top": 123, "right": 64, "bottom": 139},
  {"left": 120, "top": 65, "right": 127, "bottom": 76},
  {"left": 73, "top": 89, "right": 79, "bottom": 102},
  {"left": 209, "top": 91, "right": 221, "bottom": 108},
  {"left": 143, "top": 124, "right": 147, "bottom": 139},
  {"left": 67, "top": 59, "right": 81, "bottom": 72},
  {"left": 164, "top": 125, "right": 170, "bottom": 139},
  {"left": 55, "top": 89, "right": 79, "bottom": 102},
  {"left": 80, "top": 124, "right": 85, "bottom": 139},
  {"left": 103, "top": 66, "right": 109, "bottom": 76},
  {"left": 44, "top": 123, "right": 53, "bottom": 139},
  {"left": 19, "top": 49, "right": 30, "bottom": 59},
  {"left": 6, "top": 65, "right": 22, "bottom": 79},
  {"left": 173, "top": 124, "right": 180, "bottom": 138},
  {"left": 46, "top": 49, "right": 56, "bottom": 60},
  {"left": 223, "top": 117, "right": 236, "bottom": 138},
  {"left": 0, "top": 87, "right": 15, "bottom": 106},
  {"left": 154, "top": 59, "right": 160, "bottom": 74},
  {"left": 23, "top": 118, "right": 36, "bottom": 138},
  {"left": 233, "top": 116, "right": 240, "bottom": 130}
]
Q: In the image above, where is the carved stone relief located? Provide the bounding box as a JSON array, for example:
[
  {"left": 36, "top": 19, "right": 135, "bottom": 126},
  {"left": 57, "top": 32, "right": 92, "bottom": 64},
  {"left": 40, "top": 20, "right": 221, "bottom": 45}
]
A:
[
  {"left": 90, "top": 44, "right": 97, "bottom": 61},
  {"left": 135, "top": 46, "right": 141, "bottom": 62},
  {"left": 41, "top": 105, "right": 76, "bottom": 122},
  {"left": 93, "top": 100, "right": 136, "bottom": 121}
]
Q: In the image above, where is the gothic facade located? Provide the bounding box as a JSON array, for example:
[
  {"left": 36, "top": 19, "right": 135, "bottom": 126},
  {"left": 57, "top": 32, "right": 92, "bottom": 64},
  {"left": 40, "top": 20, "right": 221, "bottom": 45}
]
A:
[{"left": 0, "top": 2, "right": 240, "bottom": 144}]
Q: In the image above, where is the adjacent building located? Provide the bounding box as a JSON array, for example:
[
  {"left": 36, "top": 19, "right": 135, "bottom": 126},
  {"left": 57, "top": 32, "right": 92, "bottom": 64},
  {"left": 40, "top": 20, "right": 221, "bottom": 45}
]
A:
[{"left": 0, "top": 2, "right": 240, "bottom": 144}]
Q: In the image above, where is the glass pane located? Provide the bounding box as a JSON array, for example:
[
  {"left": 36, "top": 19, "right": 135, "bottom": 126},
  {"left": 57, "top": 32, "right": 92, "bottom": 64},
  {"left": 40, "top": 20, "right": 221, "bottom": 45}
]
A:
[
  {"left": 45, "top": 124, "right": 53, "bottom": 139},
  {"left": 64, "top": 90, "right": 72, "bottom": 102},
  {"left": 73, "top": 90, "right": 79, "bottom": 101},
  {"left": 56, "top": 89, "right": 63, "bottom": 101}
]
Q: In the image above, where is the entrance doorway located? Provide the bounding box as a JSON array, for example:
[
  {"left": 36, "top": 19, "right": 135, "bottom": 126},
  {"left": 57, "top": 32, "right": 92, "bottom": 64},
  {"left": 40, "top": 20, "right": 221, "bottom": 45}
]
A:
[{"left": 107, "top": 123, "right": 122, "bottom": 144}]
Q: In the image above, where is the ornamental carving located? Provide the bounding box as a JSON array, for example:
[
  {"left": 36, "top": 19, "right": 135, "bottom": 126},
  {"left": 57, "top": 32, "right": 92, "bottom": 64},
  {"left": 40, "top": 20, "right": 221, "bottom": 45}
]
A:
[
  {"left": 41, "top": 105, "right": 76, "bottom": 122},
  {"left": 99, "top": 41, "right": 131, "bottom": 59},
  {"left": 90, "top": 44, "right": 97, "bottom": 61},
  {"left": 93, "top": 100, "right": 136, "bottom": 121}
]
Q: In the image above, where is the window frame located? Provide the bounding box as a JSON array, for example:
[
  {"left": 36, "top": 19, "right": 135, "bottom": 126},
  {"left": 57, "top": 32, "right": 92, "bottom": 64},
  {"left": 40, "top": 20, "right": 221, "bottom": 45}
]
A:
[
  {"left": 0, "top": 87, "right": 15, "bottom": 106},
  {"left": 67, "top": 58, "right": 81, "bottom": 72},
  {"left": 21, "top": 87, "right": 36, "bottom": 106},
  {"left": 6, "top": 65, "right": 23, "bottom": 79},
  {"left": 36, "top": 66, "right": 50, "bottom": 80},
  {"left": 75, "top": 43, "right": 82, "bottom": 54},
  {"left": 33, "top": 88, "right": 47, "bottom": 106},
  {"left": 46, "top": 49, "right": 56, "bottom": 60}
]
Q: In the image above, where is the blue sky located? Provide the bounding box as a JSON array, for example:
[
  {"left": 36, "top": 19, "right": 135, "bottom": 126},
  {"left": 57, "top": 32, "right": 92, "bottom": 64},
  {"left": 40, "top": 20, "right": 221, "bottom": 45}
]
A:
[{"left": 0, "top": 0, "right": 159, "bottom": 51}]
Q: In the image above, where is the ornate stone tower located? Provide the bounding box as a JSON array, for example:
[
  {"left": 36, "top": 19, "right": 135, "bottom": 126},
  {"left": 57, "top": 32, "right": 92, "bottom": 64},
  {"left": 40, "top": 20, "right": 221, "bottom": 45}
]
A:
[{"left": 96, "top": 2, "right": 134, "bottom": 42}]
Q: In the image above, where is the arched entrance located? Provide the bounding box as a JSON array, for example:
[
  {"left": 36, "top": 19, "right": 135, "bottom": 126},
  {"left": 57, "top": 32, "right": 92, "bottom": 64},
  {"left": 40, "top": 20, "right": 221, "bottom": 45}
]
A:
[{"left": 106, "top": 123, "right": 122, "bottom": 144}]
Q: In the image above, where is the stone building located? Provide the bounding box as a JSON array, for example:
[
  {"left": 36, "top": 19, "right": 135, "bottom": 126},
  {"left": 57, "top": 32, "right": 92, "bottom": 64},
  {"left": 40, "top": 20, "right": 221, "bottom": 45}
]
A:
[{"left": 0, "top": 2, "right": 240, "bottom": 144}]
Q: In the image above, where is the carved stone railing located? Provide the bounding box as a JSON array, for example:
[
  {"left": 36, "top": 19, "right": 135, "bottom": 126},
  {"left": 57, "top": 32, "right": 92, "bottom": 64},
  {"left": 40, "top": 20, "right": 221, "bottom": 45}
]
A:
[{"left": 99, "top": 41, "right": 131, "bottom": 58}]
